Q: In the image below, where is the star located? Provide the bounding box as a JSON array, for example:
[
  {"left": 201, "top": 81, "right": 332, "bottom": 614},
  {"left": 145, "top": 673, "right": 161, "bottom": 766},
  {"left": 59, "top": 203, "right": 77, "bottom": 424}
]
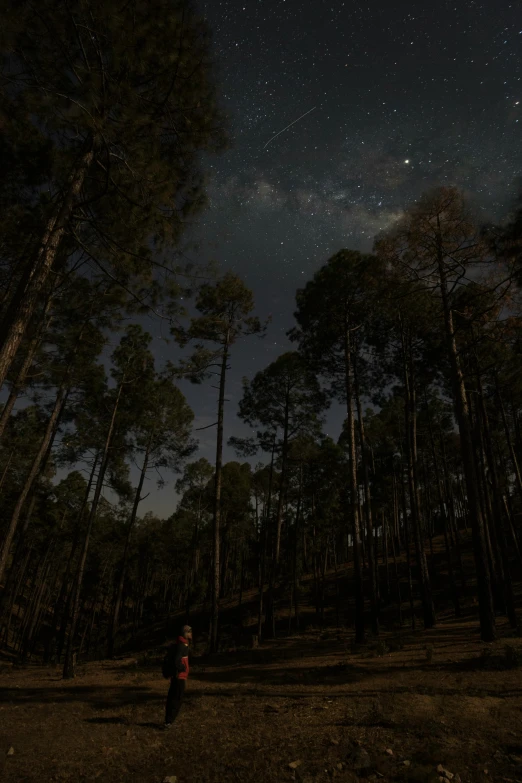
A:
[{"left": 136, "top": 0, "right": 522, "bottom": 513}]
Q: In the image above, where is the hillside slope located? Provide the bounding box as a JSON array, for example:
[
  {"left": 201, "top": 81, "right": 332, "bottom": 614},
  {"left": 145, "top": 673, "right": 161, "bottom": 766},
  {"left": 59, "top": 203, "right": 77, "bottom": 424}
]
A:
[{"left": 1, "top": 619, "right": 522, "bottom": 783}]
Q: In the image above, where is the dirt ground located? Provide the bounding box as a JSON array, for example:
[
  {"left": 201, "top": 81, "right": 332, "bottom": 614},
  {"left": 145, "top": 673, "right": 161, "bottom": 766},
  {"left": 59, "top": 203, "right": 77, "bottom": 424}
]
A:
[{"left": 1, "top": 618, "right": 522, "bottom": 783}]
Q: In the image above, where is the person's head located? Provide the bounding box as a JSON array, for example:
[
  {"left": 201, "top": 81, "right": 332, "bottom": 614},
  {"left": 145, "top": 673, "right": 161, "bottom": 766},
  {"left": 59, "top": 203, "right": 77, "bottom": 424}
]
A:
[{"left": 182, "top": 624, "right": 193, "bottom": 642}]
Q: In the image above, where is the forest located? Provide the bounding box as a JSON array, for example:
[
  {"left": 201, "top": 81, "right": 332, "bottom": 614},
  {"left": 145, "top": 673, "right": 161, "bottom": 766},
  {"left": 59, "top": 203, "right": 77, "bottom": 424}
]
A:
[{"left": 1, "top": 0, "right": 522, "bottom": 691}]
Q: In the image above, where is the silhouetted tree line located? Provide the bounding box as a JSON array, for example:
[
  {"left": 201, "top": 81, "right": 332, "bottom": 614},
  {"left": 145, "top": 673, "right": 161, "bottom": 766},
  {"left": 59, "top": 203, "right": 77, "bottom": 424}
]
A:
[{"left": 1, "top": 1, "right": 522, "bottom": 675}]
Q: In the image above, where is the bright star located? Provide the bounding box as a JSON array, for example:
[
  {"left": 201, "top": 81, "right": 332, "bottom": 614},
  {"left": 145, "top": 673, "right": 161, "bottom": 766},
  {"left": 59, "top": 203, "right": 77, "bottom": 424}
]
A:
[{"left": 404, "top": 159, "right": 410, "bottom": 164}]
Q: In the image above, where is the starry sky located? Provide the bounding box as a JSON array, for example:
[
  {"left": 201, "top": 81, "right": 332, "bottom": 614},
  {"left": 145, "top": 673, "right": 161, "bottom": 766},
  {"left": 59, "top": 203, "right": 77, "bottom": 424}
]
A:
[{"left": 143, "top": 0, "right": 522, "bottom": 517}]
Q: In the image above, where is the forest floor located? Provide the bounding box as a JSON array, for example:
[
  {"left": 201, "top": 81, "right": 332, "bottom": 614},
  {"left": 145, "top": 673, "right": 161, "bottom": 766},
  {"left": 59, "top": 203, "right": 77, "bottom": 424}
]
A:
[{"left": 1, "top": 616, "right": 522, "bottom": 783}]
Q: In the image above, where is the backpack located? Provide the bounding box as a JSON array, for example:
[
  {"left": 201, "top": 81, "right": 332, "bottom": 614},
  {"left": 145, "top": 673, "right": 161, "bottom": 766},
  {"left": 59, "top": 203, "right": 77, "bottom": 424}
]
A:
[
  {"left": 161, "top": 649, "right": 175, "bottom": 679},
  {"left": 161, "top": 643, "right": 187, "bottom": 679}
]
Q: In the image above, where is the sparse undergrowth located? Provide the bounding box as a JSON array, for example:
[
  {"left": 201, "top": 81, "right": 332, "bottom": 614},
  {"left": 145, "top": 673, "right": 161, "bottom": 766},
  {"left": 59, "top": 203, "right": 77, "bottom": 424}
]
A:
[{"left": 1, "top": 618, "right": 522, "bottom": 783}]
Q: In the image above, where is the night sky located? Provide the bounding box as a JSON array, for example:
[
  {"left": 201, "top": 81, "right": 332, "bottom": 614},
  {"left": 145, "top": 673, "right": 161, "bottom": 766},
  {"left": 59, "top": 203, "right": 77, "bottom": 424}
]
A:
[{"left": 144, "top": 0, "right": 522, "bottom": 517}]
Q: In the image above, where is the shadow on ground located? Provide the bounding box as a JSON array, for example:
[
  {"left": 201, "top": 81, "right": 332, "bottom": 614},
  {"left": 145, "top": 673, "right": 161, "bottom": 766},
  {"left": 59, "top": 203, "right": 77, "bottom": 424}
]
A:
[{"left": 0, "top": 684, "right": 161, "bottom": 709}]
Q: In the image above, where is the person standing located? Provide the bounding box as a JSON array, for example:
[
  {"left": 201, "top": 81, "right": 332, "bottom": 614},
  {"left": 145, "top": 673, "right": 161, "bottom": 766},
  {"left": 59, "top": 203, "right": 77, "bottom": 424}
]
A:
[{"left": 163, "top": 625, "right": 192, "bottom": 729}]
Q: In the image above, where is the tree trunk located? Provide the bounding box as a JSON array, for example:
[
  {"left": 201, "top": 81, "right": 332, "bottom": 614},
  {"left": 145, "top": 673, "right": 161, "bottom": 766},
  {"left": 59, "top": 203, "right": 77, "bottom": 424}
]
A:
[
  {"left": 477, "top": 370, "right": 517, "bottom": 627},
  {"left": 49, "top": 538, "right": 78, "bottom": 662},
  {"left": 20, "top": 537, "right": 57, "bottom": 662},
  {"left": 55, "top": 454, "right": 99, "bottom": 663},
  {"left": 439, "top": 429, "right": 466, "bottom": 584},
  {"left": 210, "top": 331, "right": 230, "bottom": 654},
  {"left": 0, "top": 145, "right": 95, "bottom": 388},
  {"left": 107, "top": 441, "right": 151, "bottom": 658},
  {"left": 344, "top": 315, "right": 364, "bottom": 643},
  {"left": 0, "top": 493, "right": 36, "bottom": 624},
  {"left": 293, "top": 465, "right": 302, "bottom": 632},
  {"left": 238, "top": 548, "right": 245, "bottom": 609},
  {"left": 63, "top": 379, "right": 124, "bottom": 678},
  {"left": 469, "top": 388, "right": 504, "bottom": 613},
  {"left": 425, "top": 394, "right": 461, "bottom": 618},
  {"left": 265, "top": 400, "right": 290, "bottom": 642},
  {"left": 401, "top": 467, "right": 416, "bottom": 630},
  {"left": 2, "top": 547, "right": 32, "bottom": 647},
  {"left": 0, "top": 302, "right": 53, "bottom": 443},
  {"left": 274, "top": 398, "right": 290, "bottom": 566},
  {"left": 0, "top": 385, "right": 67, "bottom": 586},
  {"left": 497, "top": 379, "right": 522, "bottom": 503},
  {"left": 502, "top": 494, "right": 522, "bottom": 573},
  {"left": 259, "top": 441, "right": 275, "bottom": 640},
  {"left": 399, "top": 315, "right": 435, "bottom": 629},
  {"left": 437, "top": 247, "right": 495, "bottom": 641},
  {"left": 353, "top": 347, "right": 379, "bottom": 635},
  {"left": 383, "top": 512, "right": 391, "bottom": 606}
]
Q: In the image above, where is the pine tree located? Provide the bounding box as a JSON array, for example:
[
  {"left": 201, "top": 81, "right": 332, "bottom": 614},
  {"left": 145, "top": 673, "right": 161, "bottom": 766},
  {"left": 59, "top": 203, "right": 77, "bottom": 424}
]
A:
[
  {"left": 376, "top": 186, "right": 496, "bottom": 641},
  {"left": 0, "top": 0, "right": 226, "bottom": 386},
  {"left": 233, "top": 351, "right": 326, "bottom": 637},
  {"left": 291, "top": 250, "right": 385, "bottom": 643},
  {"left": 62, "top": 324, "right": 156, "bottom": 677},
  {"left": 106, "top": 371, "right": 195, "bottom": 657},
  {"left": 174, "top": 272, "right": 264, "bottom": 653}
]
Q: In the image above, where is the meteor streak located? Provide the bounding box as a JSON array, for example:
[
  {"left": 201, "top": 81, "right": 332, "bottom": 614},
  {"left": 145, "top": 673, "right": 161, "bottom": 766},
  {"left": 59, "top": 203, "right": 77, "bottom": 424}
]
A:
[{"left": 263, "top": 106, "right": 317, "bottom": 149}]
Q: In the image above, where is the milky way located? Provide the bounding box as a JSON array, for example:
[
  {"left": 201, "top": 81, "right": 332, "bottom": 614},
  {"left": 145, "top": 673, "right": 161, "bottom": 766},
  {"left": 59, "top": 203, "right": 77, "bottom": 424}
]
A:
[
  {"left": 195, "top": 0, "right": 521, "bottom": 282},
  {"left": 149, "top": 0, "right": 522, "bottom": 515}
]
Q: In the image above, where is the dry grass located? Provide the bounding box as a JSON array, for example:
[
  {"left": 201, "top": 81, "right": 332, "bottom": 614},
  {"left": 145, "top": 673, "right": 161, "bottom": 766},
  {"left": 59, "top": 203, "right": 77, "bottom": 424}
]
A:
[{"left": 1, "top": 618, "right": 522, "bottom": 783}]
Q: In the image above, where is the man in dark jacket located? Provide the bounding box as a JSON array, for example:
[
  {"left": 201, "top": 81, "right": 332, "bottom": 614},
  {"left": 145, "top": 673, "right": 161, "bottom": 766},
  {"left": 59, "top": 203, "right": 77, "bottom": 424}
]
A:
[{"left": 164, "top": 625, "right": 192, "bottom": 729}]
